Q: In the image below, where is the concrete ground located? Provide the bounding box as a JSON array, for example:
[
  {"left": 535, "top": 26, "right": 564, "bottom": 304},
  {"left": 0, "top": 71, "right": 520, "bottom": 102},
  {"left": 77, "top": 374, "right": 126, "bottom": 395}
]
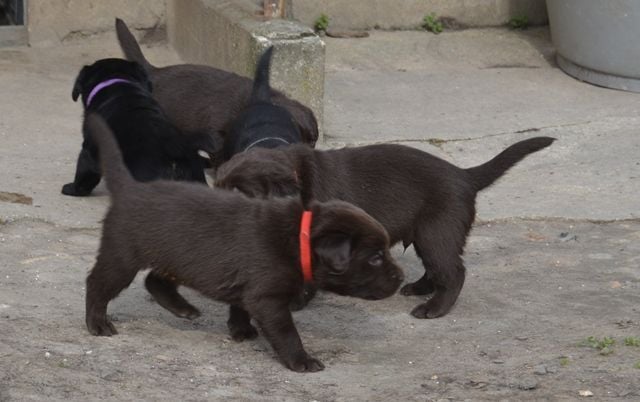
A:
[{"left": 1, "top": 28, "right": 639, "bottom": 401}]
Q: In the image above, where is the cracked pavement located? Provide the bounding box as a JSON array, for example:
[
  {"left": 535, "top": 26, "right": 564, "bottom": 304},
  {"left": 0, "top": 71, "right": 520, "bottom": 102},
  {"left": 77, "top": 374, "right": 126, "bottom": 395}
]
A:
[{"left": 1, "top": 27, "right": 640, "bottom": 400}]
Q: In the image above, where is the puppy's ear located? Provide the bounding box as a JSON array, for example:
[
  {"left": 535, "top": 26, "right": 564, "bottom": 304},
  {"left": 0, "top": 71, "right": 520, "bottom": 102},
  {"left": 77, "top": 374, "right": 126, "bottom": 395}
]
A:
[
  {"left": 72, "top": 66, "right": 89, "bottom": 102},
  {"left": 313, "top": 233, "right": 351, "bottom": 275}
]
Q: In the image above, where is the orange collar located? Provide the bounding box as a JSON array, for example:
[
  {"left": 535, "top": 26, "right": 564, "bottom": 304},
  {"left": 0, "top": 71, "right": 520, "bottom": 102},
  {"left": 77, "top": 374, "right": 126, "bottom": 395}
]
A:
[{"left": 299, "top": 210, "right": 313, "bottom": 283}]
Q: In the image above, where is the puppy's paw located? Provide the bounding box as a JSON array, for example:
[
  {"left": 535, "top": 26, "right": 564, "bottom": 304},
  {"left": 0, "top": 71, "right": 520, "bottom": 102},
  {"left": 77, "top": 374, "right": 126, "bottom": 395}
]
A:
[
  {"left": 410, "top": 301, "right": 448, "bottom": 319},
  {"left": 62, "top": 183, "right": 91, "bottom": 197},
  {"left": 400, "top": 280, "right": 435, "bottom": 296},
  {"left": 175, "top": 306, "right": 201, "bottom": 320},
  {"left": 287, "top": 355, "right": 325, "bottom": 373},
  {"left": 86, "top": 317, "right": 118, "bottom": 336},
  {"left": 228, "top": 321, "right": 259, "bottom": 342}
]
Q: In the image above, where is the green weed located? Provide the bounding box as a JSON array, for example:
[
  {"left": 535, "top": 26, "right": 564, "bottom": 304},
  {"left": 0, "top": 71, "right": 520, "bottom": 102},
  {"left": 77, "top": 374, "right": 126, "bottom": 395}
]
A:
[
  {"left": 581, "top": 336, "right": 615, "bottom": 355},
  {"left": 422, "top": 13, "right": 443, "bottom": 34},
  {"left": 314, "top": 14, "right": 329, "bottom": 32},
  {"left": 509, "top": 15, "right": 529, "bottom": 29}
]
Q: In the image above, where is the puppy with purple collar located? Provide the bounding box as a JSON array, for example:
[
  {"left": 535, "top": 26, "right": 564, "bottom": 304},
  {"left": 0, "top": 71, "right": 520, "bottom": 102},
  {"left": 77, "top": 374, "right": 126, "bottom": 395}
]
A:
[{"left": 63, "top": 58, "right": 215, "bottom": 197}]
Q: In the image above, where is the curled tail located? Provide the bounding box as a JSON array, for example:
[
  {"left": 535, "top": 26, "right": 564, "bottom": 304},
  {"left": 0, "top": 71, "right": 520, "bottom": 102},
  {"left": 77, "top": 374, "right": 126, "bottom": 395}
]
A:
[
  {"left": 115, "top": 18, "right": 153, "bottom": 71},
  {"left": 85, "top": 114, "right": 133, "bottom": 196},
  {"left": 466, "top": 136, "right": 555, "bottom": 192},
  {"left": 250, "top": 47, "right": 274, "bottom": 103}
]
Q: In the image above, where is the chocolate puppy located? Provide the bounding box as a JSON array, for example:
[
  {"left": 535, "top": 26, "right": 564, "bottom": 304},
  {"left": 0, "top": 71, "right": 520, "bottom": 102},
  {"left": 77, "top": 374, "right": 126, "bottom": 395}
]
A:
[
  {"left": 64, "top": 58, "right": 214, "bottom": 196},
  {"left": 220, "top": 46, "right": 302, "bottom": 161},
  {"left": 115, "top": 18, "right": 318, "bottom": 165},
  {"left": 84, "top": 114, "right": 403, "bottom": 372},
  {"left": 215, "top": 137, "right": 556, "bottom": 318}
]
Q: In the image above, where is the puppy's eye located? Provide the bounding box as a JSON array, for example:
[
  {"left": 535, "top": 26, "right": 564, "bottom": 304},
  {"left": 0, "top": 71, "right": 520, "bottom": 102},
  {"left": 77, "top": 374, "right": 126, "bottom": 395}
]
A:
[{"left": 368, "top": 251, "right": 384, "bottom": 267}]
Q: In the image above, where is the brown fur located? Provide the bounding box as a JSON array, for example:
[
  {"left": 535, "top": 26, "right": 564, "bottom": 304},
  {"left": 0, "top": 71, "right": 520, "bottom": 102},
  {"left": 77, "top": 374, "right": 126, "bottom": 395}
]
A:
[
  {"left": 84, "top": 114, "right": 403, "bottom": 372},
  {"left": 215, "top": 138, "right": 556, "bottom": 318},
  {"left": 115, "top": 18, "right": 318, "bottom": 165}
]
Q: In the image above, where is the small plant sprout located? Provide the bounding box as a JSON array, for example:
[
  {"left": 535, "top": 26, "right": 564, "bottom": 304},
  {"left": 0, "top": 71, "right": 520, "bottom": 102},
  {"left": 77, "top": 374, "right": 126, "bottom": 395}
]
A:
[
  {"left": 624, "top": 337, "right": 640, "bottom": 347},
  {"left": 422, "top": 13, "right": 443, "bottom": 34},
  {"left": 581, "top": 336, "right": 615, "bottom": 355},
  {"left": 314, "top": 14, "right": 329, "bottom": 33},
  {"left": 559, "top": 357, "right": 570, "bottom": 367},
  {"left": 509, "top": 15, "right": 529, "bottom": 30}
]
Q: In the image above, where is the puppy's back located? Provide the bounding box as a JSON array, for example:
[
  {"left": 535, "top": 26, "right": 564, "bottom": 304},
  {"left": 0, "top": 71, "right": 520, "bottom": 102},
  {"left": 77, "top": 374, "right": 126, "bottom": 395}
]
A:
[{"left": 103, "top": 179, "right": 300, "bottom": 291}]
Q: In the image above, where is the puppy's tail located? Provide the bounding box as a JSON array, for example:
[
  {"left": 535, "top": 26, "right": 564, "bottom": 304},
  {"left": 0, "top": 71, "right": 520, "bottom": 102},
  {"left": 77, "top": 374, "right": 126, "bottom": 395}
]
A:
[
  {"left": 85, "top": 114, "right": 133, "bottom": 196},
  {"left": 250, "top": 47, "right": 274, "bottom": 103},
  {"left": 115, "top": 18, "right": 154, "bottom": 71},
  {"left": 466, "top": 136, "right": 555, "bottom": 192}
]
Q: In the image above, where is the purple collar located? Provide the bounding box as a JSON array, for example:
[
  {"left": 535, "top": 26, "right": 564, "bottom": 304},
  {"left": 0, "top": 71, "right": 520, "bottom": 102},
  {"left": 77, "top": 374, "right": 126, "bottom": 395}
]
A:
[{"left": 86, "top": 78, "right": 134, "bottom": 107}]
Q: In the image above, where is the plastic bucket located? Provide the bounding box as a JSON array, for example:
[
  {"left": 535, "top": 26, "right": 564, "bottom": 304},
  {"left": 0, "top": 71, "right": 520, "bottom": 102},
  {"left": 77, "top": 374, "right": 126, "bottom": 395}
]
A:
[{"left": 546, "top": 0, "right": 640, "bottom": 92}]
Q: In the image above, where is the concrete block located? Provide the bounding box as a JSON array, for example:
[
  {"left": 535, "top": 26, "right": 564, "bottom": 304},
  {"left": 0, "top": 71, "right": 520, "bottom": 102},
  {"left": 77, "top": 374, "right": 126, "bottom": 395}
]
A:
[
  {"left": 292, "top": 0, "right": 548, "bottom": 30},
  {"left": 0, "top": 26, "right": 28, "bottom": 47},
  {"left": 167, "top": 0, "right": 325, "bottom": 137},
  {"left": 27, "top": 0, "right": 166, "bottom": 46}
]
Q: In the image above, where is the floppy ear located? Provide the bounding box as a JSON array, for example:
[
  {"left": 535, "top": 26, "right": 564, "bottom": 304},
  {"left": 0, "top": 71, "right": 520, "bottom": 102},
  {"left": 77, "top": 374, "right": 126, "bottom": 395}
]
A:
[
  {"left": 72, "top": 66, "right": 89, "bottom": 102},
  {"left": 313, "top": 233, "right": 352, "bottom": 275}
]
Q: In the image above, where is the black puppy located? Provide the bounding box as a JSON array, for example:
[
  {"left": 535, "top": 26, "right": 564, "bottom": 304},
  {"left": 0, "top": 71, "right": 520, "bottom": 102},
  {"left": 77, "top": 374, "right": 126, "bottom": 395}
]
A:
[
  {"left": 220, "top": 47, "right": 302, "bottom": 161},
  {"left": 84, "top": 114, "right": 403, "bottom": 372},
  {"left": 116, "top": 18, "right": 319, "bottom": 165},
  {"left": 63, "top": 58, "right": 213, "bottom": 196},
  {"left": 215, "top": 137, "right": 555, "bottom": 318}
]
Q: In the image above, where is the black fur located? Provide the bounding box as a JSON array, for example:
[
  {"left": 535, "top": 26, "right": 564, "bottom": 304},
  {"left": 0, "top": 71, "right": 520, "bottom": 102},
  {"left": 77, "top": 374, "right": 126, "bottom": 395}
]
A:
[
  {"left": 115, "top": 18, "right": 318, "bottom": 166},
  {"left": 63, "top": 58, "right": 215, "bottom": 197},
  {"left": 220, "top": 46, "right": 303, "bottom": 160}
]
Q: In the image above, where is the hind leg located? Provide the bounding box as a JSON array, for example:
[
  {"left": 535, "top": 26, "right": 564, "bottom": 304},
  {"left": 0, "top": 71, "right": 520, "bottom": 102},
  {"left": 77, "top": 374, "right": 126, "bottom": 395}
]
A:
[
  {"left": 145, "top": 272, "right": 201, "bottom": 319},
  {"left": 85, "top": 253, "right": 138, "bottom": 336},
  {"left": 408, "top": 220, "right": 467, "bottom": 319}
]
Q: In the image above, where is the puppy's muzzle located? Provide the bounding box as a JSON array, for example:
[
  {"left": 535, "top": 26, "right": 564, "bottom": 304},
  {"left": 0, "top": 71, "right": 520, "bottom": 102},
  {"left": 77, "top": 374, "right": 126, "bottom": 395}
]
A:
[{"left": 358, "top": 269, "right": 404, "bottom": 300}]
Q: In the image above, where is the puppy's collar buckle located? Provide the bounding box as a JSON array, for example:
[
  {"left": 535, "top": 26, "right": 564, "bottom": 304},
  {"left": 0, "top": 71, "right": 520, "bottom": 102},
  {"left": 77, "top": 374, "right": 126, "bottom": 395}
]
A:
[
  {"left": 299, "top": 210, "right": 313, "bottom": 283},
  {"left": 86, "top": 78, "right": 135, "bottom": 107}
]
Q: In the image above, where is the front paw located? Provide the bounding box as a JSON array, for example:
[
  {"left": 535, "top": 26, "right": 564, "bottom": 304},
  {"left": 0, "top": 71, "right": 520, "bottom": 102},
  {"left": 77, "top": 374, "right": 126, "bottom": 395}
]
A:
[
  {"left": 286, "top": 354, "right": 325, "bottom": 372},
  {"left": 410, "top": 301, "right": 448, "bottom": 319},
  {"left": 62, "top": 183, "right": 91, "bottom": 197},
  {"left": 86, "top": 316, "right": 118, "bottom": 336}
]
